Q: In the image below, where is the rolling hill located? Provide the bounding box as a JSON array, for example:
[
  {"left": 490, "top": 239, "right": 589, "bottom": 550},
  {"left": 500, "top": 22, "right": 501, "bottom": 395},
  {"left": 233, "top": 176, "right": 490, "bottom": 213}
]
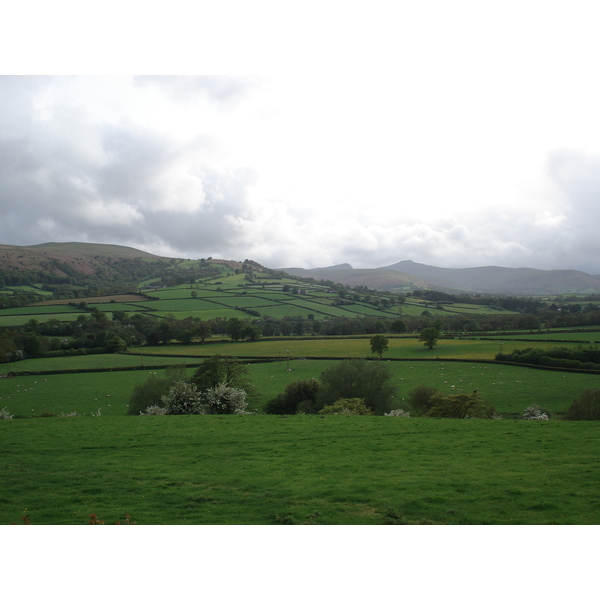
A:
[
  {"left": 280, "top": 266, "right": 427, "bottom": 292},
  {"left": 382, "top": 260, "right": 600, "bottom": 295},
  {"left": 2, "top": 241, "right": 600, "bottom": 296},
  {"left": 279, "top": 260, "right": 600, "bottom": 295},
  {"left": 0, "top": 242, "right": 160, "bottom": 278}
]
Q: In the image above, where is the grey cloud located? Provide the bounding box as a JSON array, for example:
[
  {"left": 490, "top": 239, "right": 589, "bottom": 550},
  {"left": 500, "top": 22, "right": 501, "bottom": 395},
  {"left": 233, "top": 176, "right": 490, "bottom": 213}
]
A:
[{"left": 0, "top": 78, "right": 260, "bottom": 256}]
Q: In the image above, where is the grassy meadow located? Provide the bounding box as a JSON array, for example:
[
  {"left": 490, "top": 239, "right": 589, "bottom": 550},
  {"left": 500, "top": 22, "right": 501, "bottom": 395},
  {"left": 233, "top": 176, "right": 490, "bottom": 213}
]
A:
[
  {"left": 2, "top": 416, "right": 599, "bottom": 525},
  {"left": 131, "top": 335, "right": 570, "bottom": 361}
]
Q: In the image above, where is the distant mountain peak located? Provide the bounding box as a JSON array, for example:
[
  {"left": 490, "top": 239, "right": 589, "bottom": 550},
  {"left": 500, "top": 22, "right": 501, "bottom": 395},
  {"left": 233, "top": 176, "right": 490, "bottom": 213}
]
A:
[{"left": 314, "top": 263, "right": 353, "bottom": 271}]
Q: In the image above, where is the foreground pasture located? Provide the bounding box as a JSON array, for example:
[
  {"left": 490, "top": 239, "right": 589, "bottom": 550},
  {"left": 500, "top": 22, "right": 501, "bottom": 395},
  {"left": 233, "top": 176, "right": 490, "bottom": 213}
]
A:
[{"left": 1, "top": 416, "right": 598, "bottom": 525}]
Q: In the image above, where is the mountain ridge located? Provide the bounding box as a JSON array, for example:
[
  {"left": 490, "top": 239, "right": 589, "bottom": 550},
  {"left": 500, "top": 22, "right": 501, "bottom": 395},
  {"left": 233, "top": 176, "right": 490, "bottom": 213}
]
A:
[
  {"left": 1, "top": 241, "right": 599, "bottom": 295},
  {"left": 278, "top": 260, "right": 600, "bottom": 295}
]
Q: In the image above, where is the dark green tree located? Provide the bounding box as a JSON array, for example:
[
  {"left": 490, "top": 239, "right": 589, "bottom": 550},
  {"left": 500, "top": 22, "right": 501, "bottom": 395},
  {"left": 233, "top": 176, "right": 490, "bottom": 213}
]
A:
[
  {"left": 566, "top": 388, "right": 600, "bottom": 420},
  {"left": 370, "top": 334, "right": 389, "bottom": 359},
  {"left": 226, "top": 317, "right": 244, "bottom": 341},
  {"left": 106, "top": 334, "right": 127, "bottom": 353},
  {"left": 407, "top": 384, "right": 439, "bottom": 415},
  {"left": 127, "top": 366, "right": 188, "bottom": 415},
  {"left": 418, "top": 327, "right": 439, "bottom": 350},
  {"left": 264, "top": 378, "right": 322, "bottom": 414},
  {"left": 190, "top": 355, "right": 254, "bottom": 399},
  {"left": 390, "top": 319, "right": 407, "bottom": 333},
  {"left": 426, "top": 391, "right": 495, "bottom": 419},
  {"left": 317, "top": 359, "right": 397, "bottom": 415}
]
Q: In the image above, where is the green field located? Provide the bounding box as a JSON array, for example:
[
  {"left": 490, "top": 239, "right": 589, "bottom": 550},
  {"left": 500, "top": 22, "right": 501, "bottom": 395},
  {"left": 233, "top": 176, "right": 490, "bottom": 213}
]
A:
[
  {"left": 3, "top": 353, "right": 599, "bottom": 417},
  {"left": 131, "top": 336, "right": 568, "bottom": 361},
  {"left": 2, "top": 416, "right": 598, "bottom": 525},
  {"left": 0, "top": 312, "right": 85, "bottom": 327}
]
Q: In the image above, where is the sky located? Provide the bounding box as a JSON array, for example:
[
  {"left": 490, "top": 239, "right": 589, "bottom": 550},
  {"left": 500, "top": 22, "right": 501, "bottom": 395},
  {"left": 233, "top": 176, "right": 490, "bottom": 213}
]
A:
[{"left": 2, "top": 2, "right": 600, "bottom": 273}]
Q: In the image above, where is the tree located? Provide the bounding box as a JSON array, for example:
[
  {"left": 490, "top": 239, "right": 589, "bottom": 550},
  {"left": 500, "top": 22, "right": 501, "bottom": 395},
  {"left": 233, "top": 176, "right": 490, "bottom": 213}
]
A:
[
  {"left": 194, "top": 320, "right": 212, "bottom": 345},
  {"left": 390, "top": 319, "right": 407, "bottom": 333},
  {"left": 264, "top": 378, "right": 322, "bottom": 414},
  {"left": 566, "top": 388, "right": 600, "bottom": 420},
  {"left": 226, "top": 317, "right": 244, "bottom": 341},
  {"left": 190, "top": 355, "right": 254, "bottom": 399},
  {"left": 370, "top": 334, "right": 389, "bottom": 359},
  {"left": 106, "top": 334, "right": 126, "bottom": 353},
  {"left": 418, "top": 327, "right": 439, "bottom": 350},
  {"left": 407, "top": 384, "right": 439, "bottom": 415},
  {"left": 241, "top": 323, "right": 261, "bottom": 341},
  {"left": 318, "top": 359, "right": 397, "bottom": 415},
  {"left": 127, "top": 366, "right": 188, "bottom": 415}
]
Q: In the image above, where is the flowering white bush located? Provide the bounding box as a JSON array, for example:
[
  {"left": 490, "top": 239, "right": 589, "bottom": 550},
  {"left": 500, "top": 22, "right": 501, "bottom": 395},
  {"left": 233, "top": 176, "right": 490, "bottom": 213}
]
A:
[
  {"left": 523, "top": 404, "right": 549, "bottom": 420},
  {"left": 163, "top": 381, "right": 205, "bottom": 415},
  {"left": 0, "top": 406, "right": 13, "bottom": 420},
  {"left": 58, "top": 411, "right": 82, "bottom": 417},
  {"left": 384, "top": 409, "right": 410, "bottom": 417},
  {"left": 142, "top": 405, "right": 168, "bottom": 415},
  {"left": 201, "top": 383, "right": 249, "bottom": 414}
]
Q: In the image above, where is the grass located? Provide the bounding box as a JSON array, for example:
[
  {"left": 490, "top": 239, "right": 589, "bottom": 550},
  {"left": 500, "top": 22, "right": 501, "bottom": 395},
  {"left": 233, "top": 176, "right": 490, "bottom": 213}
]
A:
[
  {"left": 7, "top": 353, "right": 199, "bottom": 373},
  {"left": 3, "top": 354, "right": 599, "bottom": 417},
  {"left": 1, "top": 416, "right": 598, "bottom": 525},
  {"left": 131, "top": 336, "right": 568, "bottom": 361},
  {"left": 0, "top": 313, "right": 85, "bottom": 327}
]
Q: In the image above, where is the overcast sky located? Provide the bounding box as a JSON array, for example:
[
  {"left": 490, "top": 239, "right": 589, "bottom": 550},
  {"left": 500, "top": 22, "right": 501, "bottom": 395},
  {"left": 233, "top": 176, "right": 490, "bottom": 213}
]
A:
[{"left": 2, "top": 2, "right": 600, "bottom": 273}]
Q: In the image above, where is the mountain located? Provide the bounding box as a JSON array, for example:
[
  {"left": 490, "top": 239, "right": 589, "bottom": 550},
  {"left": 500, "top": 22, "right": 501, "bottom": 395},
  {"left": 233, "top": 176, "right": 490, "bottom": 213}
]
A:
[
  {"left": 3, "top": 241, "right": 600, "bottom": 296},
  {"left": 278, "top": 260, "right": 600, "bottom": 295},
  {"left": 382, "top": 260, "right": 600, "bottom": 295},
  {"left": 277, "top": 265, "right": 427, "bottom": 291}
]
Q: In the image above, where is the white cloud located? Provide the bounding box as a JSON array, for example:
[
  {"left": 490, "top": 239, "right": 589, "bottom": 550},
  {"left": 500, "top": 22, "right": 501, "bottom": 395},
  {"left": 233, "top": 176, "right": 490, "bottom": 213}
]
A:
[{"left": 3, "top": 4, "right": 600, "bottom": 274}]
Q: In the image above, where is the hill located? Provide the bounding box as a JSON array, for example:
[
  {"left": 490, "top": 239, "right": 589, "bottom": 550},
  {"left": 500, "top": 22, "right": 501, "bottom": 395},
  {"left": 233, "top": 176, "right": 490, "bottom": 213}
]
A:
[
  {"left": 0, "top": 242, "right": 160, "bottom": 277},
  {"left": 280, "top": 266, "right": 427, "bottom": 291},
  {"left": 0, "top": 242, "right": 182, "bottom": 291},
  {"left": 382, "top": 260, "right": 600, "bottom": 295},
  {"left": 279, "top": 260, "right": 600, "bottom": 295},
  {"left": 3, "top": 241, "right": 600, "bottom": 296}
]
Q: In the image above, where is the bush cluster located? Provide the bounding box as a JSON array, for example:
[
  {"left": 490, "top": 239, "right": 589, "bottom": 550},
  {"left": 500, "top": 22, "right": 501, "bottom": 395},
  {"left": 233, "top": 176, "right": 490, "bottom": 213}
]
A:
[
  {"left": 566, "top": 388, "right": 600, "bottom": 420},
  {"left": 318, "top": 398, "right": 373, "bottom": 415},
  {"left": 497, "top": 346, "right": 600, "bottom": 371}
]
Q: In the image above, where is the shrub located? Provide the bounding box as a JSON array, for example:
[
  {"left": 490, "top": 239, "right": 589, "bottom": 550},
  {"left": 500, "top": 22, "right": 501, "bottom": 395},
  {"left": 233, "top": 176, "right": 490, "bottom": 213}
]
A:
[
  {"left": 318, "top": 398, "right": 373, "bottom": 415},
  {"left": 162, "top": 381, "right": 205, "bottom": 415},
  {"left": 384, "top": 408, "right": 410, "bottom": 417},
  {"left": 426, "top": 392, "right": 496, "bottom": 419},
  {"left": 566, "top": 388, "right": 600, "bottom": 420},
  {"left": 142, "top": 405, "right": 168, "bottom": 415},
  {"left": 201, "top": 384, "right": 249, "bottom": 415},
  {"left": 407, "top": 384, "right": 438, "bottom": 415},
  {"left": 264, "top": 378, "right": 322, "bottom": 414},
  {"left": 522, "top": 404, "right": 549, "bottom": 420},
  {"left": 0, "top": 406, "right": 13, "bottom": 420},
  {"left": 127, "top": 365, "right": 188, "bottom": 415}
]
